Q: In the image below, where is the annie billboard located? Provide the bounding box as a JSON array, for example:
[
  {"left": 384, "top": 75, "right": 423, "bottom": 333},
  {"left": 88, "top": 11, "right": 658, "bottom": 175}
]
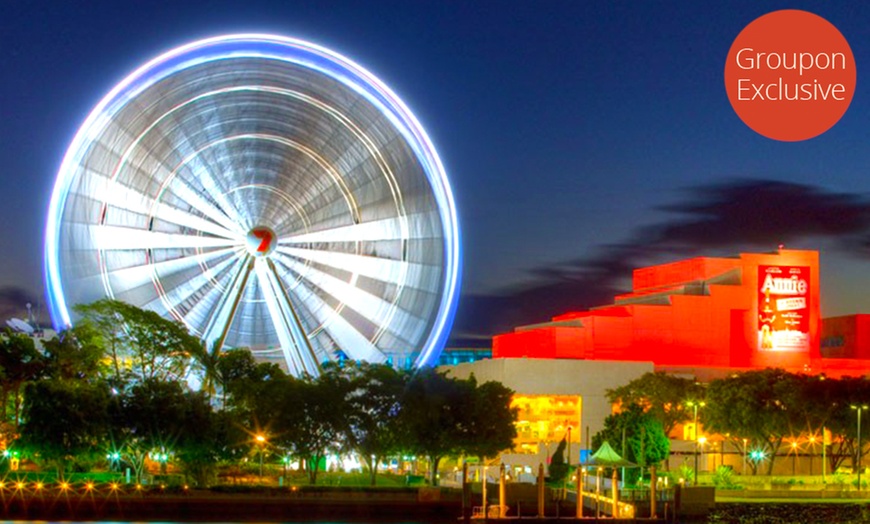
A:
[{"left": 758, "top": 265, "right": 810, "bottom": 352}]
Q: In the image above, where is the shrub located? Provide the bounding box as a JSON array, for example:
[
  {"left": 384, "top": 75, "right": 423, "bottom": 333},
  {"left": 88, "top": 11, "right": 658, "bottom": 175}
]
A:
[
  {"left": 677, "top": 463, "right": 694, "bottom": 485},
  {"left": 712, "top": 465, "right": 741, "bottom": 490}
]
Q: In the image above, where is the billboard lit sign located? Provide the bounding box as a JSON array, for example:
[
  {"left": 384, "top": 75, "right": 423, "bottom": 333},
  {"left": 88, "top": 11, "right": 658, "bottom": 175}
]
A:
[{"left": 758, "top": 265, "right": 810, "bottom": 352}]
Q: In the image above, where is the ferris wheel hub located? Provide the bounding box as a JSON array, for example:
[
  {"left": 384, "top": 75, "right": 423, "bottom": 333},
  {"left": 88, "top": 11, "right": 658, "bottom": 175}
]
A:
[{"left": 245, "top": 226, "right": 277, "bottom": 257}]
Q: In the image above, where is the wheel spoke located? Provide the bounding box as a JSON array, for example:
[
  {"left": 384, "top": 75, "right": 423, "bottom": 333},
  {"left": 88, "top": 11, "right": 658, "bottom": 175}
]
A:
[
  {"left": 269, "top": 259, "right": 389, "bottom": 363},
  {"left": 93, "top": 225, "right": 242, "bottom": 251},
  {"left": 279, "top": 216, "right": 413, "bottom": 244},
  {"left": 273, "top": 252, "right": 426, "bottom": 344},
  {"left": 180, "top": 259, "right": 247, "bottom": 336},
  {"left": 201, "top": 255, "right": 254, "bottom": 350},
  {"left": 144, "top": 253, "right": 241, "bottom": 320},
  {"left": 254, "top": 258, "right": 321, "bottom": 376},
  {"left": 277, "top": 246, "right": 442, "bottom": 292},
  {"left": 92, "top": 175, "right": 241, "bottom": 240},
  {"left": 89, "top": 247, "right": 236, "bottom": 296},
  {"left": 167, "top": 175, "right": 247, "bottom": 235}
]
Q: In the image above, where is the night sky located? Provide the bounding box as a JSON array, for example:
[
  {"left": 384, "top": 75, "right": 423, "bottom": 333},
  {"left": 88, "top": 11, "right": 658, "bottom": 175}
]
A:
[{"left": 3, "top": 1, "right": 870, "bottom": 344}]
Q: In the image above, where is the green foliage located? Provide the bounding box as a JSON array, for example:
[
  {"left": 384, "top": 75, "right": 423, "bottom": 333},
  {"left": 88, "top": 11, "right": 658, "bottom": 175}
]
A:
[
  {"left": 109, "top": 378, "right": 187, "bottom": 482},
  {"left": 18, "top": 379, "right": 111, "bottom": 477},
  {"left": 397, "top": 368, "right": 517, "bottom": 486},
  {"left": 341, "top": 362, "right": 406, "bottom": 486},
  {"left": 7, "top": 300, "right": 521, "bottom": 488},
  {"left": 712, "top": 465, "right": 741, "bottom": 490},
  {"left": 607, "top": 371, "right": 704, "bottom": 435},
  {"left": 704, "top": 369, "right": 803, "bottom": 475},
  {"left": 174, "top": 393, "right": 236, "bottom": 487},
  {"left": 461, "top": 378, "right": 518, "bottom": 459},
  {"left": 218, "top": 348, "right": 287, "bottom": 415},
  {"left": 591, "top": 404, "right": 670, "bottom": 468},
  {"left": 0, "top": 329, "right": 45, "bottom": 428},
  {"left": 279, "top": 370, "right": 353, "bottom": 485},
  {"left": 677, "top": 462, "right": 694, "bottom": 485},
  {"left": 41, "top": 324, "right": 106, "bottom": 381},
  {"left": 74, "top": 298, "right": 202, "bottom": 383}
]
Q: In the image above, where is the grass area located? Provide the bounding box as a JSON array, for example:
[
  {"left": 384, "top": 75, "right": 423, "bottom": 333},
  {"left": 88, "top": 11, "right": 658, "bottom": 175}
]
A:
[
  {"left": 0, "top": 470, "right": 124, "bottom": 483},
  {"left": 216, "top": 469, "right": 426, "bottom": 488}
]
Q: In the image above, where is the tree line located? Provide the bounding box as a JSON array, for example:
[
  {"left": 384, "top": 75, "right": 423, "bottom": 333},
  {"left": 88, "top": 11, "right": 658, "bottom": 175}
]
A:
[
  {"left": 0, "top": 299, "right": 517, "bottom": 486},
  {"left": 607, "top": 369, "right": 870, "bottom": 475}
]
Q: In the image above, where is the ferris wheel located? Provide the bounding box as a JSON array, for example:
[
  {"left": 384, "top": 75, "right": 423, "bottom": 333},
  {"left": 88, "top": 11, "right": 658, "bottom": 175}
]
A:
[{"left": 44, "top": 35, "right": 461, "bottom": 376}]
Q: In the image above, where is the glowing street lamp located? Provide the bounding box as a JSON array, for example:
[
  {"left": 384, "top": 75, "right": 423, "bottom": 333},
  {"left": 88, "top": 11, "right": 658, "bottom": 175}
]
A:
[
  {"left": 749, "top": 449, "right": 766, "bottom": 475},
  {"left": 698, "top": 437, "right": 707, "bottom": 480},
  {"left": 790, "top": 440, "right": 799, "bottom": 476},
  {"left": 106, "top": 451, "right": 121, "bottom": 471},
  {"left": 851, "top": 405, "right": 868, "bottom": 490},
  {"left": 255, "top": 434, "right": 267, "bottom": 479},
  {"left": 150, "top": 450, "right": 170, "bottom": 474},
  {"left": 282, "top": 454, "right": 291, "bottom": 479},
  {"left": 686, "top": 400, "right": 705, "bottom": 486}
]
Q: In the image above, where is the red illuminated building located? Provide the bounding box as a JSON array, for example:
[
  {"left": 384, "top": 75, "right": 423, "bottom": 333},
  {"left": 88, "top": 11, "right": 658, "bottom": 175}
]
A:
[{"left": 494, "top": 249, "right": 870, "bottom": 377}]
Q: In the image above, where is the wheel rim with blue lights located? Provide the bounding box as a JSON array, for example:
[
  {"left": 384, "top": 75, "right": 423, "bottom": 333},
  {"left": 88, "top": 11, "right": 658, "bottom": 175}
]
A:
[{"left": 45, "top": 34, "right": 461, "bottom": 375}]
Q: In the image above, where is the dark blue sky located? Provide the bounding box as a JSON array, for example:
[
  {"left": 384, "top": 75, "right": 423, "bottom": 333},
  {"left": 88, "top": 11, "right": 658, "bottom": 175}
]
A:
[{"left": 4, "top": 1, "right": 870, "bottom": 339}]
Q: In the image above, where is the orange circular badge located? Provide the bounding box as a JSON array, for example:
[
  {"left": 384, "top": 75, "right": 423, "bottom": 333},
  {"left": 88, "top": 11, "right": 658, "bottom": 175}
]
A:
[{"left": 724, "top": 10, "right": 856, "bottom": 142}]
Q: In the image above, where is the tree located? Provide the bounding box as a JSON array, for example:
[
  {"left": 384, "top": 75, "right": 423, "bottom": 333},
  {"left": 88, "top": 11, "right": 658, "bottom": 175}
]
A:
[
  {"left": 342, "top": 362, "right": 407, "bottom": 486},
  {"left": 272, "top": 372, "right": 351, "bottom": 485},
  {"left": 74, "top": 300, "right": 127, "bottom": 382},
  {"left": 399, "top": 369, "right": 517, "bottom": 486},
  {"left": 810, "top": 375, "right": 870, "bottom": 473},
  {"left": 187, "top": 341, "right": 222, "bottom": 400},
  {"left": 216, "top": 348, "right": 286, "bottom": 413},
  {"left": 460, "top": 378, "right": 517, "bottom": 460},
  {"left": 703, "top": 369, "right": 803, "bottom": 475},
  {"left": 548, "top": 437, "right": 569, "bottom": 482},
  {"left": 592, "top": 403, "right": 670, "bottom": 478},
  {"left": 607, "top": 371, "right": 704, "bottom": 437},
  {"left": 74, "top": 299, "right": 202, "bottom": 383},
  {"left": 18, "top": 380, "right": 110, "bottom": 477},
  {"left": 399, "top": 368, "right": 470, "bottom": 485},
  {"left": 174, "top": 391, "right": 237, "bottom": 487},
  {"left": 109, "top": 378, "right": 188, "bottom": 483},
  {"left": 41, "top": 323, "right": 106, "bottom": 382},
  {"left": 0, "top": 329, "right": 44, "bottom": 429}
]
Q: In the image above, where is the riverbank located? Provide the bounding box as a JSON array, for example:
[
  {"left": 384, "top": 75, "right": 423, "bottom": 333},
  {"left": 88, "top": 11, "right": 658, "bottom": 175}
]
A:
[
  {"left": 704, "top": 502, "right": 870, "bottom": 524},
  {"left": 0, "top": 486, "right": 463, "bottom": 522}
]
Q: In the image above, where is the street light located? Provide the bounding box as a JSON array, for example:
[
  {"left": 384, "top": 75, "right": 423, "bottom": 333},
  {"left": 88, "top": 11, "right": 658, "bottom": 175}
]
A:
[
  {"left": 564, "top": 425, "right": 572, "bottom": 498},
  {"left": 282, "top": 454, "right": 291, "bottom": 479},
  {"left": 851, "top": 405, "right": 868, "bottom": 490},
  {"left": 106, "top": 451, "right": 121, "bottom": 472},
  {"left": 698, "top": 437, "right": 707, "bottom": 479},
  {"left": 742, "top": 439, "right": 748, "bottom": 476},
  {"left": 256, "top": 434, "right": 267, "bottom": 479},
  {"left": 687, "top": 400, "right": 706, "bottom": 486},
  {"left": 790, "top": 440, "right": 798, "bottom": 477},
  {"left": 808, "top": 436, "right": 817, "bottom": 476}
]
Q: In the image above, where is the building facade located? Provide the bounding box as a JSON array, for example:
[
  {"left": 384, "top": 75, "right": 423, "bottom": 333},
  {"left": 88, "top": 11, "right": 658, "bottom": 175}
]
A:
[
  {"left": 442, "top": 249, "right": 870, "bottom": 474},
  {"left": 493, "top": 249, "right": 870, "bottom": 377}
]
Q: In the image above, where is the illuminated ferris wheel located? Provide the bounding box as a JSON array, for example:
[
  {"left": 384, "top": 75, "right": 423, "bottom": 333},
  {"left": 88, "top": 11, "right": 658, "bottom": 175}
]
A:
[{"left": 44, "top": 35, "right": 461, "bottom": 376}]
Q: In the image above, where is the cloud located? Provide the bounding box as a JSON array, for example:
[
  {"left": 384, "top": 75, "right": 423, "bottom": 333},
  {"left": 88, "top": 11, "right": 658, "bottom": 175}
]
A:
[
  {"left": 449, "top": 179, "right": 870, "bottom": 345},
  {"left": 651, "top": 179, "right": 870, "bottom": 250}
]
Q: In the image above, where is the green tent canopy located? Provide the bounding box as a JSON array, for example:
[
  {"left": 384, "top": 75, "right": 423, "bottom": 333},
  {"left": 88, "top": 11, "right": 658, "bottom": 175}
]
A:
[{"left": 580, "top": 441, "right": 637, "bottom": 468}]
